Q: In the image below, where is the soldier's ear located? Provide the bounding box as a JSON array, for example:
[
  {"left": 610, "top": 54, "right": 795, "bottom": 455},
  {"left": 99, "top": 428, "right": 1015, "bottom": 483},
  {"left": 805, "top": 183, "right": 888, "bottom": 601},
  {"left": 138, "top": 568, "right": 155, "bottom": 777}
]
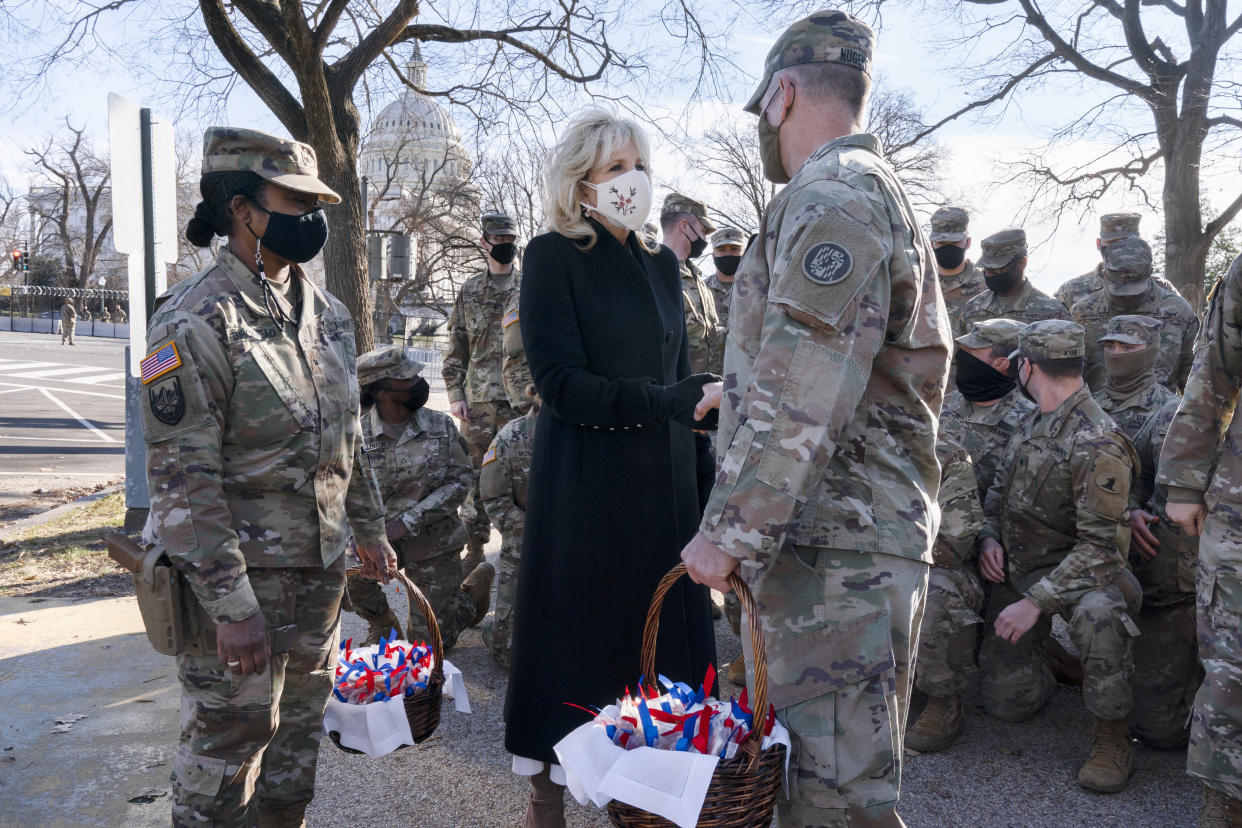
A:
[{"left": 993, "top": 355, "right": 1011, "bottom": 373}]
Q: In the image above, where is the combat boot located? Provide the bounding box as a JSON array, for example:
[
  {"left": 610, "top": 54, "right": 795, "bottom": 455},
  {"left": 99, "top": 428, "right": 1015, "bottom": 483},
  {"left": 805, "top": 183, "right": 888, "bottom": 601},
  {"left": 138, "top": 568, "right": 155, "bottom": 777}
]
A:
[
  {"left": 1078, "top": 716, "right": 1135, "bottom": 793},
  {"left": 462, "top": 561, "right": 495, "bottom": 627},
  {"left": 463, "top": 536, "right": 487, "bottom": 573},
  {"left": 726, "top": 655, "right": 746, "bottom": 686},
  {"left": 525, "top": 767, "right": 566, "bottom": 828},
  {"left": 905, "top": 694, "right": 964, "bottom": 753},
  {"left": 1199, "top": 784, "right": 1242, "bottom": 826},
  {"left": 362, "top": 610, "right": 403, "bottom": 646}
]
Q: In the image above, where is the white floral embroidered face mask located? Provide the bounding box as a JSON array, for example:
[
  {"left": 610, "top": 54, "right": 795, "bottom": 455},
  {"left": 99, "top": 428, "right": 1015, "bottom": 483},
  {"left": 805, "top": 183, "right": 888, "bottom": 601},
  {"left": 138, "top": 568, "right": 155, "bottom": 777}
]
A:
[{"left": 581, "top": 168, "right": 652, "bottom": 233}]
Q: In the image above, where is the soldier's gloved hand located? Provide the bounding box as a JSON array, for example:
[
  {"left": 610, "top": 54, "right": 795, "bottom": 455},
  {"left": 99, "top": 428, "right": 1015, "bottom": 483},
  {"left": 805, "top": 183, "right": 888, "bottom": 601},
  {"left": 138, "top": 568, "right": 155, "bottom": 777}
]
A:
[
  {"left": 217, "top": 611, "right": 270, "bottom": 676},
  {"left": 979, "top": 538, "right": 1006, "bottom": 583},
  {"left": 652, "top": 373, "right": 722, "bottom": 430},
  {"left": 1129, "top": 509, "right": 1161, "bottom": 560}
]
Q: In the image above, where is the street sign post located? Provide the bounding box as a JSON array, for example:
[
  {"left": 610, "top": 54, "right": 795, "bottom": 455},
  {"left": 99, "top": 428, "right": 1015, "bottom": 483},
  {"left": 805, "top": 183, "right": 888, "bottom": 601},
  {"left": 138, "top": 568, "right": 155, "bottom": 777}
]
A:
[{"left": 108, "top": 93, "right": 178, "bottom": 525}]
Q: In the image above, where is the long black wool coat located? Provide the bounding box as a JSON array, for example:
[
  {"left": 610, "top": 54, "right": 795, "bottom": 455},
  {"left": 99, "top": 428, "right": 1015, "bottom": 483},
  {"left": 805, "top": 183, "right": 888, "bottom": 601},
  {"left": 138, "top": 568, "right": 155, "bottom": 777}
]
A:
[{"left": 503, "top": 220, "right": 718, "bottom": 764}]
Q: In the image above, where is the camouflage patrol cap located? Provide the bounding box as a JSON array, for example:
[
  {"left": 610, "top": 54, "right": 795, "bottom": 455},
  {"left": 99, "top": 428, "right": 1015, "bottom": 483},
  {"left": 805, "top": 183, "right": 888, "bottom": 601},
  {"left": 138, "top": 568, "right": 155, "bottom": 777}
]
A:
[
  {"left": 744, "top": 10, "right": 875, "bottom": 114},
  {"left": 1102, "top": 237, "right": 1153, "bottom": 296},
  {"left": 1012, "top": 320, "right": 1086, "bottom": 361},
  {"left": 357, "top": 346, "right": 424, "bottom": 388},
  {"left": 480, "top": 212, "right": 518, "bottom": 237},
  {"left": 1099, "top": 212, "right": 1141, "bottom": 243},
  {"left": 955, "top": 318, "right": 1025, "bottom": 352},
  {"left": 660, "top": 192, "right": 717, "bottom": 233},
  {"left": 1097, "top": 314, "right": 1161, "bottom": 347},
  {"left": 641, "top": 222, "right": 660, "bottom": 245},
  {"left": 711, "top": 227, "right": 746, "bottom": 249},
  {"left": 976, "top": 228, "right": 1028, "bottom": 270},
  {"left": 202, "top": 127, "right": 340, "bottom": 204},
  {"left": 929, "top": 206, "right": 970, "bottom": 243}
]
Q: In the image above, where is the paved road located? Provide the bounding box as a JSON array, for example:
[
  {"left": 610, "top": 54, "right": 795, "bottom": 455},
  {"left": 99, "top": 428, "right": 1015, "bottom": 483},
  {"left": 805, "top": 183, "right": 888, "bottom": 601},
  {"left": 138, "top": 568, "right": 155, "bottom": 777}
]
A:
[{"left": 0, "top": 331, "right": 127, "bottom": 517}]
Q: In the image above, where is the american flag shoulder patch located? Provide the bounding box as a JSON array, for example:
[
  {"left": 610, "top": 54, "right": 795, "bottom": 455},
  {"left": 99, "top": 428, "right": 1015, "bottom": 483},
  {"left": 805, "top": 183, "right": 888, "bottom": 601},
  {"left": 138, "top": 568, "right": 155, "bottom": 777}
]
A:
[
  {"left": 481, "top": 446, "right": 497, "bottom": 467},
  {"left": 502, "top": 309, "right": 519, "bottom": 328},
  {"left": 140, "top": 341, "right": 182, "bottom": 385}
]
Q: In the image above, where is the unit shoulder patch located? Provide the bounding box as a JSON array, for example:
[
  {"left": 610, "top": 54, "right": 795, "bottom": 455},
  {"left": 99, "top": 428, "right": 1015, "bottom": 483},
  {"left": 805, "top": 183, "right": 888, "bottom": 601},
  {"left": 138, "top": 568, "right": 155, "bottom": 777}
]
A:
[
  {"left": 148, "top": 375, "right": 186, "bottom": 426},
  {"left": 802, "top": 242, "right": 853, "bottom": 285}
]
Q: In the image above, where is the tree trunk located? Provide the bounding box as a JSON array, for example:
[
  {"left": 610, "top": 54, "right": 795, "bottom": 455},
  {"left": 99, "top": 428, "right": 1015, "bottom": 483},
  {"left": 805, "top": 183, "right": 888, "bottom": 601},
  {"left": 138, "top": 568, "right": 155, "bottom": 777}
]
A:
[{"left": 320, "top": 161, "right": 374, "bottom": 354}]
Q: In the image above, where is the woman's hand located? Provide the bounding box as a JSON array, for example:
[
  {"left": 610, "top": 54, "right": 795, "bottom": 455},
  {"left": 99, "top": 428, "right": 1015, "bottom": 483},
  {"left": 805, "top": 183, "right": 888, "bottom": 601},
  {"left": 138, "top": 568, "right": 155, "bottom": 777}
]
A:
[{"left": 695, "top": 381, "right": 723, "bottom": 423}]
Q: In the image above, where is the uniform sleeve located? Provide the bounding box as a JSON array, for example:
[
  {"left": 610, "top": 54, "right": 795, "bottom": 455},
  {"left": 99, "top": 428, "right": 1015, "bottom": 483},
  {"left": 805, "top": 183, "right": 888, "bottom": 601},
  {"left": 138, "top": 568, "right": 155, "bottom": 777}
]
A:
[
  {"left": 480, "top": 433, "right": 524, "bottom": 536},
  {"left": 1159, "top": 260, "right": 1242, "bottom": 503},
  {"left": 933, "top": 444, "right": 984, "bottom": 568},
  {"left": 442, "top": 292, "right": 469, "bottom": 404},
  {"left": 142, "top": 312, "right": 259, "bottom": 625},
  {"left": 345, "top": 441, "right": 386, "bottom": 546},
  {"left": 977, "top": 428, "right": 1021, "bottom": 544},
  {"left": 1025, "top": 433, "right": 1134, "bottom": 615},
  {"left": 1177, "top": 306, "right": 1201, "bottom": 393},
  {"left": 699, "top": 201, "right": 890, "bottom": 577},
  {"left": 502, "top": 290, "right": 533, "bottom": 410},
  {"left": 401, "top": 423, "right": 474, "bottom": 533}
]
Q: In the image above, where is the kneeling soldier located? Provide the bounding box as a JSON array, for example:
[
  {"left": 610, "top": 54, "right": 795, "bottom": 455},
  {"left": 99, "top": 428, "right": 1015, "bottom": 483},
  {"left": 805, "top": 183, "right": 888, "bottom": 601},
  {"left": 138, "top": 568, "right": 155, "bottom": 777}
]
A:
[{"left": 977, "top": 320, "right": 1141, "bottom": 793}]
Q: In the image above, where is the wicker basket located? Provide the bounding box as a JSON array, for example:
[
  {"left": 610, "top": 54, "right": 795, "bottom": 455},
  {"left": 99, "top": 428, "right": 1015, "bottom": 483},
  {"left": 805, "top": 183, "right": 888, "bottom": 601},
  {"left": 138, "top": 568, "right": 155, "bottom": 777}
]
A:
[
  {"left": 606, "top": 564, "right": 786, "bottom": 828},
  {"left": 328, "top": 567, "right": 444, "bottom": 752}
]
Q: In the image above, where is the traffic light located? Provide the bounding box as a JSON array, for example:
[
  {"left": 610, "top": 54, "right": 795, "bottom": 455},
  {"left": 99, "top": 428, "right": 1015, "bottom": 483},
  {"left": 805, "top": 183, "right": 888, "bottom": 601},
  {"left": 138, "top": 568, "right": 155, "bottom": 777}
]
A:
[
  {"left": 367, "top": 235, "right": 388, "bottom": 281},
  {"left": 9, "top": 249, "right": 20, "bottom": 271},
  {"left": 19, "top": 251, "right": 28, "bottom": 272},
  {"left": 388, "top": 234, "right": 413, "bottom": 279}
]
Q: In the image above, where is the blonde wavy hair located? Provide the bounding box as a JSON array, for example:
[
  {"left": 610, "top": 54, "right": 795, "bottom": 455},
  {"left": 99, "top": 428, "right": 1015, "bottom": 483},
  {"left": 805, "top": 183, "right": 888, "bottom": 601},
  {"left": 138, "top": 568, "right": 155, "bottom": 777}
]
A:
[{"left": 543, "top": 107, "right": 657, "bottom": 253}]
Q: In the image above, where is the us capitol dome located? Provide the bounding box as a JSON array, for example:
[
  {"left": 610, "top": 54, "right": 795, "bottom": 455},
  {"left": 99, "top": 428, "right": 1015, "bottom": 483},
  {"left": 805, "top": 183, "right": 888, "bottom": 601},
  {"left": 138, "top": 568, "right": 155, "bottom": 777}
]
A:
[{"left": 359, "top": 45, "right": 473, "bottom": 201}]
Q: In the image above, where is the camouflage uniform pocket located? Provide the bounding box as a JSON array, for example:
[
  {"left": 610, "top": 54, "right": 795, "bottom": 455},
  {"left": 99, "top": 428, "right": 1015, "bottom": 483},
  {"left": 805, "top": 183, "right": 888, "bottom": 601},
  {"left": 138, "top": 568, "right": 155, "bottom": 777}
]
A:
[
  {"left": 172, "top": 745, "right": 228, "bottom": 797},
  {"left": 766, "top": 608, "right": 896, "bottom": 718}
]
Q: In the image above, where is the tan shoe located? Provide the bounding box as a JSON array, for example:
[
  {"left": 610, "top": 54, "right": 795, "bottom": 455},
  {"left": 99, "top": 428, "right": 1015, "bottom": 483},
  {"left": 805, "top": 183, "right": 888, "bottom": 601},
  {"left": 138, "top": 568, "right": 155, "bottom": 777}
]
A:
[
  {"left": 1199, "top": 784, "right": 1242, "bottom": 827},
  {"left": 1078, "top": 716, "right": 1135, "bottom": 793},
  {"left": 905, "top": 694, "right": 964, "bottom": 753},
  {"left": 725, "top": 656, "right": 746, "bottom": 686},
  {"left": 462, "top": 561, "right": 495, "bottom": 627}
]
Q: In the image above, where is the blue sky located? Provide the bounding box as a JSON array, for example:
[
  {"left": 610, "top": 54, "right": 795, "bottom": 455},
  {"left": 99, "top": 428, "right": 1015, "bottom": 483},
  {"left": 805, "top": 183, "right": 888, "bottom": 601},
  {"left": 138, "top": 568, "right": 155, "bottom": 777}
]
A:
[{"left": 4, "top": 1, "right": 1237, "bottom": 293}]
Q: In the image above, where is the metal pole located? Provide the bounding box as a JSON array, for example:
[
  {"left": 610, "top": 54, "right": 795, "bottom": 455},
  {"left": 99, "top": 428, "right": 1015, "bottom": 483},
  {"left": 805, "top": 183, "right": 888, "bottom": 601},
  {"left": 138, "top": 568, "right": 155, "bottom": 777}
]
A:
[{"left": 140, "top": 108, "right": 157, "bottom": 321}]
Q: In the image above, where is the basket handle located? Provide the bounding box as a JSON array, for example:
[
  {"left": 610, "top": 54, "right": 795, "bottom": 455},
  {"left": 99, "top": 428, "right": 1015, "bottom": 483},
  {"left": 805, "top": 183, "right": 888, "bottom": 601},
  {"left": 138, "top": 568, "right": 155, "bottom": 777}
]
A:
[
  {"left": 344, "top": 567, "right": 444, "bottom": 676},
  {"left": 639, "top": 563, "right": 769, "bottom": 770}
]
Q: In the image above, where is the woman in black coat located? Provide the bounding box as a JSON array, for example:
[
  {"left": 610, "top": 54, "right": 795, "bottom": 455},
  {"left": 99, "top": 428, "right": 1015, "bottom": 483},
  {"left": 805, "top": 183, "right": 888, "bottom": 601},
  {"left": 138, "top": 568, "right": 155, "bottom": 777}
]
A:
[{"left": 504, "top": 109, "right": 719, "bottom": 826}]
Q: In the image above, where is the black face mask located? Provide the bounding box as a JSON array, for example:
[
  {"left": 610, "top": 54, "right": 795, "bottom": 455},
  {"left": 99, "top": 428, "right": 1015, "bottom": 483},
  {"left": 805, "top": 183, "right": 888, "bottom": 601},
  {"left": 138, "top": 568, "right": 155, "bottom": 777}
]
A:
[
  {"left": 684, "top": 227, "right": 708, "bottom": 259},
  {"left": 489, "top": 242, "right": 517, "bottom": 265},
  {"left": 714, "top": 255, "right": 742, "bottom": 277},
  {"left": 984, "top": 263, "right": 1022, "bottom": 295},
  {"left": 955, "top": 350, "right": 1016, "bottom": 403},
  {"left": 401, "top": 377, "right": 431, "bottom": 412},
  {"left": 934, "top": 244, "right": 966, "bottom": 270},
  {"left": 249, "top": 202, "right": 328, "bottom": 264}
]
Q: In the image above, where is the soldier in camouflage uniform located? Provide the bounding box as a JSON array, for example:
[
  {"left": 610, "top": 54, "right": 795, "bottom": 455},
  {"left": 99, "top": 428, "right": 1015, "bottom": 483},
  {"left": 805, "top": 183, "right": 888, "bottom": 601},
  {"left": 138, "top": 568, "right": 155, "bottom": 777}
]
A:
[
  {"left": 1071, "top": 236, "right": 1199, "bottom": 393},
  {"left": 905, "top": 433, "right": 986, "bottom": 753},
  {"left": 1090, "top": 316, "right": 1200, "bottom": 750},
  {"left": 479, "top": 386, "right": 538, "bottom": 669},
  {"left": 941, "top": 318, "right": 1035, "bottom": 502},
  {"left": 955, "top": 228, "right": 1071, "bottom": 335},
  {"left": 705, "top": 226, "right": 744, "bottom": 376},
  {"left": 1055, "top": 212, "right": 1181, "bottom": 310},
  {"left": 444, "top": 212, "right": 522, "bottom": 572},
  {"left": 500, "top": 287, "right": 533, "bottom": 414},
  {"left": 977, "top": 320, "right": 1140, "bottom": 793},
  {"left": 1158, "top": 252, "right": 1242, "bottom": 824},
  {"left": 60, "top": 300, "right": 76, "bottom": 345},
  {"left": 929, "top": 206, "right": 986, "bottom": 333},
  {"left": 143, "top": 127, "right": 398, "bottom": 826},
  {"left": 680, "top": 13, "right": 950, "bottom": 825},
  {"left": 660, "top": 192, "right": 722, "bottom": 375},
  {"left": 345, "top": 347, "right": 493, "bottom": 652}
]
